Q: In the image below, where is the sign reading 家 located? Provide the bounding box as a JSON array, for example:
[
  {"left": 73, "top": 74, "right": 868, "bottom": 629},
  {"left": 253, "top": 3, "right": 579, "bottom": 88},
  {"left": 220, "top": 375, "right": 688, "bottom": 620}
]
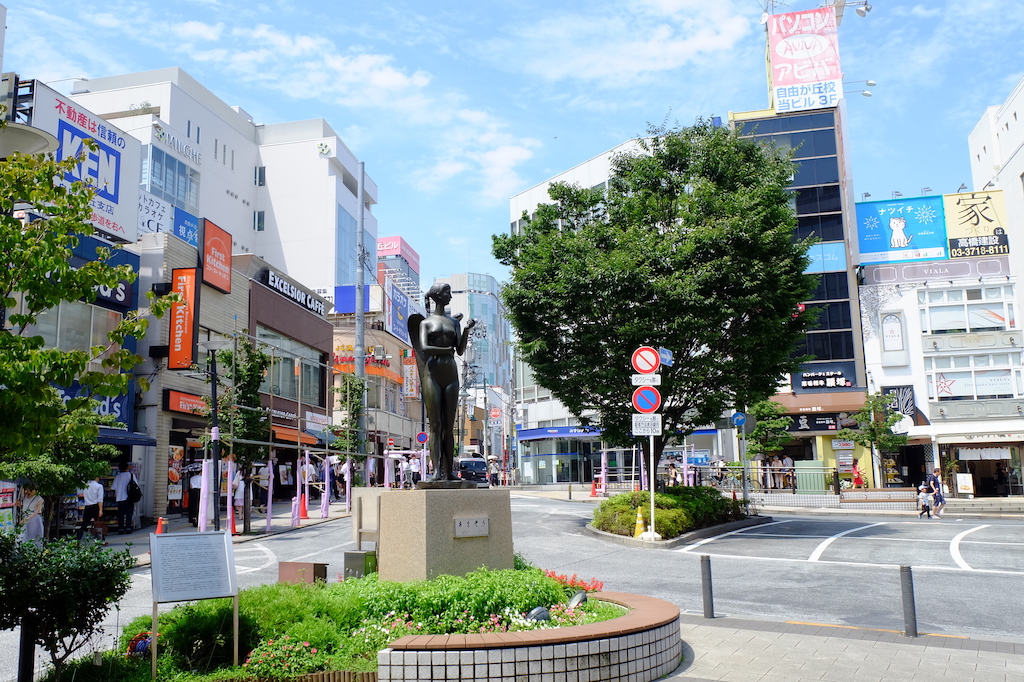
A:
[
  {"left": 768, "top": 7, "right": 842, "bottom": 113},
  {"left": 943, "top": 190, "right": 1010, "bottom": 259},
  {"left": 31, "top": 81, "right": 140, "bottom": 243},
  {"left": 454, "top": 516, "right": 489, "bottom": 538}
]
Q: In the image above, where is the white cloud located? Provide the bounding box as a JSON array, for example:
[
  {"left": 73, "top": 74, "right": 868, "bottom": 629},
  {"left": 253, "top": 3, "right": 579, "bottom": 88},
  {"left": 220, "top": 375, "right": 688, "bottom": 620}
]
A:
[
  {"left": 172, "top": 21, "right": 224, "bottom": 41},
  {"left": 478, "top": 0, "right": 751, "bottom": 84}
]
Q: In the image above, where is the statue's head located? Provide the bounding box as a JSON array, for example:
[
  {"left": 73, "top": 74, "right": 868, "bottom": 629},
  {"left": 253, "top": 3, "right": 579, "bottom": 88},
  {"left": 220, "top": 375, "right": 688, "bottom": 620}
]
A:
[{"left": 425, "top": 283, "right": 452, "bottom": 311}]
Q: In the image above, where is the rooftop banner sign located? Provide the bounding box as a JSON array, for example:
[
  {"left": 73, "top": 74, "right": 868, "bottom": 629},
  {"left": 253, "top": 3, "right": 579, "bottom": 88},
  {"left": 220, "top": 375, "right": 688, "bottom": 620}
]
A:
[
  {"left": 768, "top": 8, "right": 842, "bottom": 113},
  {"left": 31, "top": 81, "right": 140, "bottom": 243}
]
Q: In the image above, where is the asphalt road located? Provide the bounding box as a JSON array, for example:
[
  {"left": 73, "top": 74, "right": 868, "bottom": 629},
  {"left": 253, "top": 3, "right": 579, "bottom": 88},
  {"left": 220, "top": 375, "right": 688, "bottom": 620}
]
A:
[{"left": 3, "top": 495, "right": 1022, "bottom": 679}]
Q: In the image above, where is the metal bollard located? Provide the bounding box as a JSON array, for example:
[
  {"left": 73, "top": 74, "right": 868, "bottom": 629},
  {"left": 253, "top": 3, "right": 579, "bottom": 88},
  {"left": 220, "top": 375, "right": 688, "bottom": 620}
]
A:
[
  {"left": 900, "top": 565, "right": 918, "bottom": 637},
  {"left": 701, "top": 554, "right": 715, "bottom": 619},
  {"left": 568, "top": 484, "right": 572, "bottom": 500}
]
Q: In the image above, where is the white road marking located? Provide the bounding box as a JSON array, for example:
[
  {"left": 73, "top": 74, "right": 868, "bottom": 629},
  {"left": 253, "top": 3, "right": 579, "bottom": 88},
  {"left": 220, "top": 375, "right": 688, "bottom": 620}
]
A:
[
  {"left": 676, "top": 520, "right": 792, "bottom": 553},
  {"left": 288, "top": 542, "right": 355, "bottom": 562},
  {"left": 808, "top": 522, "right": 886, "bottom": 562},
  {"left": 950, "top": 524, "right": 990, "bottom": 570},
  {"left": 683, "top": 551, "right": 1024, "bottom": 576},
  {"left": 234, "top": 543, "right": 277, "bottom": 574}
]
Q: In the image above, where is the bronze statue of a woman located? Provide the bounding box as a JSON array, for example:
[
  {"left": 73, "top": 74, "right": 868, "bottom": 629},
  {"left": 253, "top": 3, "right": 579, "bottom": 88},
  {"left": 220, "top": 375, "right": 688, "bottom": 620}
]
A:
[{"left": 408, "top": 283, "right": 476, "bottom": 484}]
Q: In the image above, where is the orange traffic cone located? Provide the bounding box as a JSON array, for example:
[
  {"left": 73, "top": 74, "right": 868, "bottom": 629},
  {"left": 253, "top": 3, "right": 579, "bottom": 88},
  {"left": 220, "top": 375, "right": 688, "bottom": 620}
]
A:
[
  {"left": 155, "top": 517, "right": 164, "bottom": 534},
  {"left": 634, "top": 483, "right": 640, "bottom": 492},
  {"left": 590, "top": 480, "right": 597, "bottom": 497},
  {"left": 230, "top": 507, "right": 238, "bottom": 535},
  {"left": 299, "top": 494, "right": 309, "bottom": 519}
]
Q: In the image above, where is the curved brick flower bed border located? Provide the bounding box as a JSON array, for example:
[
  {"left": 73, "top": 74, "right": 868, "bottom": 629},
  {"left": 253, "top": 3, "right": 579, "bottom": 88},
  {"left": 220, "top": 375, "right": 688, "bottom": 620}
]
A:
[{"left": 376, "top": 591, "right": 681, "bottom": 681}]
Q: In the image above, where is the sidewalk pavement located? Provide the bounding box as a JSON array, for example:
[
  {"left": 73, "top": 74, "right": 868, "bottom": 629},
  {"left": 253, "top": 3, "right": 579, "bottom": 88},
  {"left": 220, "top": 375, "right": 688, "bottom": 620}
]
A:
[
  {"left": 101, "top": 496, "right": 351, "bottom": 567},
  {"left": 666, "top": 613, "right": 1024, "bottom": 681}
]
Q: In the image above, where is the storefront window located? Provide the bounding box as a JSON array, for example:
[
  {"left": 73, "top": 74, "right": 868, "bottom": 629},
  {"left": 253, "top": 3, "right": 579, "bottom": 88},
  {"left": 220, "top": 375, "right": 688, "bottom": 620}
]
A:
[{"left": 256, "top": 325, "right": 326, "bottom": 407}]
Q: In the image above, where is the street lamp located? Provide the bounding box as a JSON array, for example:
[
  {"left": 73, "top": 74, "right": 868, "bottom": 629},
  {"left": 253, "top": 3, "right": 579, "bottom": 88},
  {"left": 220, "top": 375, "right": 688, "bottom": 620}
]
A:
[{"left": 199, "top": 337, "right": 232, "bottom": 531}]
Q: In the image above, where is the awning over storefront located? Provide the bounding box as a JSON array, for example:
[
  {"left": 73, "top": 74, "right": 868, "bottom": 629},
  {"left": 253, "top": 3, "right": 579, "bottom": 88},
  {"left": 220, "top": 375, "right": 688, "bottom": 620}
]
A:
[
  {"left": 305, "top": 428, "right": 342, "bottom": 446},
  {"left": 272, "top": 425, "right": 318, "bottom": 445},
  {"left": 935, "top": 421, "right": 1024, "bottom": 444},
  {"left": 98, "top": 427, "right": 157, "bottom": 447}
]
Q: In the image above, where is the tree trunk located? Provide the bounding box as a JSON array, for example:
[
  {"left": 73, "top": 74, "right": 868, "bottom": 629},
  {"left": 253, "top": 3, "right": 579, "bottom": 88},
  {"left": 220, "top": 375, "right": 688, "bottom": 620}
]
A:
[{"left": 17, "top": 622, "right": 34, "bottom": 682}]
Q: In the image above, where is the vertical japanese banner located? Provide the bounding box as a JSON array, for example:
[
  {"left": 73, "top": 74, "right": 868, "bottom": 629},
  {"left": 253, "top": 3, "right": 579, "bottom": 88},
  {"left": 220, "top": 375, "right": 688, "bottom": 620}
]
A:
[
  {"left": 168, "top": 268, "right": 198, "bottom": 369},
  {"left": 943, "top": 190, "right": 1010, "bottom": 259},
  {"left": 768, "top": 7, "right": 842, "bottom": 113},
  {"left": 167, "top": 446, "right": 184, "bottom": 508}
]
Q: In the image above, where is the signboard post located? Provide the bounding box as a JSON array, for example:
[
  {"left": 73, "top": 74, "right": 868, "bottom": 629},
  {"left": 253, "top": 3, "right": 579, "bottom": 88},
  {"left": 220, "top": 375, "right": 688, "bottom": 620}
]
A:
[
  {"left": 631, "top": 347, "right": 663, "bottom": 541},
  {"left": 150, "top": 531, "right": 238, "bottom": 679},
  {"left": 732, "top": 413, "right": 749, "bottom": 502}
]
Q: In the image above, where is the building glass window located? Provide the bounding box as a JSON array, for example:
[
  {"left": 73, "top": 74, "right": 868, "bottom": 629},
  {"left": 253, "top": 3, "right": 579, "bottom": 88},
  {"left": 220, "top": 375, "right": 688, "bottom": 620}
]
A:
[
  {"left": 144, "top": 147, "right": 200, "bottom": 212},
  {"left": 918, "top": 286, "right": 1016, "bottom": 334},
  {"left": 254, "top": 210, "right": 265, "bottom": 232},
  {"left": 256, "top": 325, "right": 326, "bottom": 407},
  {"left": 255, "top": 166, "right": 266, "bottom": 186},
  {"left": 925, "top": 353, "right": 1023, "bottom": 400},
  {"left": 19, "top": 300, "right": 123, "bottom": 372}
]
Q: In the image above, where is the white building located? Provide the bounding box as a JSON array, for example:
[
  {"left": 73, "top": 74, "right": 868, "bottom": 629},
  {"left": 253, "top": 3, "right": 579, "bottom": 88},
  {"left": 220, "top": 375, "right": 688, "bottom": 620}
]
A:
[
  {"left": 69, "top": 68, "right": 378, "bottom": 301},
  {"left": 852, "top": 73, "right": 1024, "bottom": 496}
]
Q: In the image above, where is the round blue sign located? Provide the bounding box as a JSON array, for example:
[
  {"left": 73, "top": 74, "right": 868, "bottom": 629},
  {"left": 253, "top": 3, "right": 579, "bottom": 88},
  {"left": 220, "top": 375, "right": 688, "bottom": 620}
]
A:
[
  {"left": 731, "top": 412, "right": 746, "bottom": 427},
  {"left": 416, "top": 432, "right": 428, "bottom": 444}
]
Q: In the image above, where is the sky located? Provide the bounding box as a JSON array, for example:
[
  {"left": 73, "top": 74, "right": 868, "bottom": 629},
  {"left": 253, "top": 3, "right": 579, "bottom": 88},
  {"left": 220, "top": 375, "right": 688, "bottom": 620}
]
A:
[{"left": 4, "top": 0, "right": 1024, "bottom": 289}]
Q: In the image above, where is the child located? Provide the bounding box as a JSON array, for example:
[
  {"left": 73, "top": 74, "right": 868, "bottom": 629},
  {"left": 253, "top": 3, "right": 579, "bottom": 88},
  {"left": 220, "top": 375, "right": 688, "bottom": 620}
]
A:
[{"left": 918, "top": 484, "right": 933, "bottom": 519}]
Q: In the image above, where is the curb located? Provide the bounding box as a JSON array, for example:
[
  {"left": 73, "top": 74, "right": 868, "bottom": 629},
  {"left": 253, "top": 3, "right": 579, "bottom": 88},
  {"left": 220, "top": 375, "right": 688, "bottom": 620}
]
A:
[
  {"left": 759, "top": 506, "right": 1024, "bottom": 520},
  {"left": 582, "top": 515, "right": 775, "bottom": 549},
  {"left": 129, "top": 513, "right": 350, "bottom": 569}
]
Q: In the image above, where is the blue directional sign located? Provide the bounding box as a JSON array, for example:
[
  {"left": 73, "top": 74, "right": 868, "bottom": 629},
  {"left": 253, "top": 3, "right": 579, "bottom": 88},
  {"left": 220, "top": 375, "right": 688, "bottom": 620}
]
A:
[
  {"left": 659, "top": 347, "right": 674, "bottom": 367},
  {"left": 731, "top": 412, "right": 746, "bottom": 427}
]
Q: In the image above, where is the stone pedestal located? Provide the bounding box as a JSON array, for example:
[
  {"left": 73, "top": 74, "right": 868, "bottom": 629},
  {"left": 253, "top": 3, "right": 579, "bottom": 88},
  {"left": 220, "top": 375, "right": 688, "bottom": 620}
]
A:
[{"left": 377, "top": 488, "right": 513, "bottom": 582}]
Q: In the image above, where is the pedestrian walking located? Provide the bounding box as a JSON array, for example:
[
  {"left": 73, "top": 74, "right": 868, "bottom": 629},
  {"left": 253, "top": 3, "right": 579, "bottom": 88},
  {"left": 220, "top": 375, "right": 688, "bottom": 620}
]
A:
[
  {"left": 112, "top": 462, "right": 139, "bottom": 534},
  {"left": 76, "top": 476, "right": 105, "bottom": 542},
  {"left": 918, "top": 484, "right": 933, "bottom": 519},
  {"left": 928, "top": 467, "right": 945, "bottom": 518}
]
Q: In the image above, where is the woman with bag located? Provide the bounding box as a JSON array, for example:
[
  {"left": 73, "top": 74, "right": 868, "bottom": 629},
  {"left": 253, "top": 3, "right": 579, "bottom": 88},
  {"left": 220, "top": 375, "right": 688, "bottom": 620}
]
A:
[{"left": 113, "top": 462, "right": 140, "bottom": 534}]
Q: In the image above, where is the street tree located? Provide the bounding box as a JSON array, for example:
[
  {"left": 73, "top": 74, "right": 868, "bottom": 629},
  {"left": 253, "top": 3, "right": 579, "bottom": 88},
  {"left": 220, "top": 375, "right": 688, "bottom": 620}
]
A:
[
  {"left": 0, "top": 141, "right": 175, "bottom": 462},
  {"left": 214, "top": 335, "right": 271, "bottom": 533},
  {"left": 493, "top": 120, "right": 818, "bottom": 460},
  {"left": 744, "top": 400, "right": 794, "bottom": 460},
  {"left": 0, "top": 397, "right": 121, "bottom": 538},
  {"left": 0, "top": 532, "right": 134, "bottom": 682},
  {"left": 836, "top": 391, "right": 909, "bottom": 486},
  {"left": 331, "top": 372, "right": 367, "bottom": 483}
]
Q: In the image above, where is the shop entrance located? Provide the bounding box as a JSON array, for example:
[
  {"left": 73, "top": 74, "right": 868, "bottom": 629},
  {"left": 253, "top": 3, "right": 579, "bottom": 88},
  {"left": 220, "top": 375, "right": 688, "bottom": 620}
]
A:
[{"left": 894, "top": 444, "right": 929, "bottom": 489}]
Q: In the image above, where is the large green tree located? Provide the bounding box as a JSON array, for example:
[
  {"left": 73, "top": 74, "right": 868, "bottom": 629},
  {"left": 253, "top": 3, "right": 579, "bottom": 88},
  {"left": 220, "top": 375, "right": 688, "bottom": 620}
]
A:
[
  {"left": 494, "top": 120, "right": 818, "bottom": 457},
  {"left": 0, "top": 142, "right": 174, "bottom": 461},
  {"left": 744, "top": 400, "right": 795, "bottom": 460}
]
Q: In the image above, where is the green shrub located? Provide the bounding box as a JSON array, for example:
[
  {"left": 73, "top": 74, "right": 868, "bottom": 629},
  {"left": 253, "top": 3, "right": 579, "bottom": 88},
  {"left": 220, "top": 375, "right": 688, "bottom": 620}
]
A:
[
  {"left": 597, "top": 490, "right": 680, "bottom": 513},
  {"left": 155, "top": 597, "right": 261, "bottom": 673},
  {"left": 592, "top": 505, "right": 640, "bottom": 536}
]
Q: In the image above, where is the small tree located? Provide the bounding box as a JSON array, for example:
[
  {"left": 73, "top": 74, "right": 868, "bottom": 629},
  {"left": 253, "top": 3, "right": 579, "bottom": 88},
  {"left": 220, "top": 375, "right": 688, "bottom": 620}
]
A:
[
  {"left": 213, "top": 336, "right": 271, "bottom": 533},
  {"left": 331, "top": 373, "right": 367, "bottom": 484},
  {"left": 744, "top": 400, "right": 794, "bottom": 460},
  {"left": 836, "top": 392, "right": 909, "bottom": 487},
  {"left": 0, "top": 532, "right": 134, "bottom": 682},
  {"left": 0, "top": 397, "right": 121, "bottom": 537},
  {"left": 0, "top": 140, "right": 176, "bottom": 462}
]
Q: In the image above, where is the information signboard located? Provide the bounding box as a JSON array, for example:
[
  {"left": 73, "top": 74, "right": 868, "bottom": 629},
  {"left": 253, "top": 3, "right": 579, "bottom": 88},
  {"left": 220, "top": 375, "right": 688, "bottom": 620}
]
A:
[
  {"left": 151, "top": 531, "right": 237, "bottom": 603},
  {"left": 632, "top": 413, "right": 663, "bottom": 436}
]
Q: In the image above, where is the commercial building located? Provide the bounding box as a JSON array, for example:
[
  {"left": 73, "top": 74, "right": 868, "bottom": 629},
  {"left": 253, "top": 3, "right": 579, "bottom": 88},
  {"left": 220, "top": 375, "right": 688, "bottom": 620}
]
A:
[
  {"left": 68, "top": 67, "right": 378, "bottom": 300},
  {"left": 848, "top": 72, "right": 1024, "bottom": 497}
]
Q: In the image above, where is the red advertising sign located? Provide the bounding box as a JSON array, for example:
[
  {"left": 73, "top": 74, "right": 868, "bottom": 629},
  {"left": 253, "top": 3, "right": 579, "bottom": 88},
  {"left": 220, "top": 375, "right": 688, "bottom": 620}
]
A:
[
  {"left": 168, "top": 268, "right": 198, "bottom": 369},
  {"left": 201, "top": 219, "right": 232, "bottom": 293},
  {"left": 767, "top": 7, "right": 842, "bottom": 113},
  {"left": 164, "top": 389, "right": 206, "bottom": 415}
]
